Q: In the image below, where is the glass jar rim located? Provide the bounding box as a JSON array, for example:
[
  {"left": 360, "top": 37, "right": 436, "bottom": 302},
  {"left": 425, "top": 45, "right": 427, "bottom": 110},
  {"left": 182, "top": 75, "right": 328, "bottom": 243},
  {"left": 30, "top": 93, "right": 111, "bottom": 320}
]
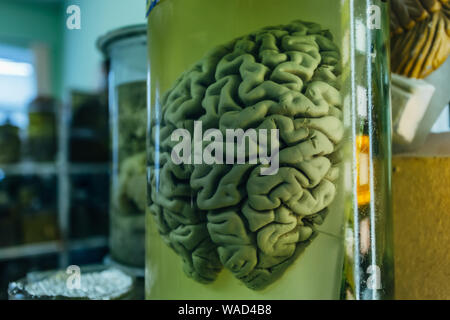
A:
[{"left": 97, "top": 24, "right": 147, "bottom": 57}]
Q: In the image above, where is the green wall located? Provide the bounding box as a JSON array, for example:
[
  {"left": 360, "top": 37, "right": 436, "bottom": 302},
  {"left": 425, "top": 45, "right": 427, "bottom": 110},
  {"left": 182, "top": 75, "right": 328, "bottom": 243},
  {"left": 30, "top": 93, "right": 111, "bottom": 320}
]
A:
[
  {"left": 62, "top": 0, "right": 146, "bottom": 94},
  {"left": 0, "top": 0, "right": 64, "bottom": 98}
]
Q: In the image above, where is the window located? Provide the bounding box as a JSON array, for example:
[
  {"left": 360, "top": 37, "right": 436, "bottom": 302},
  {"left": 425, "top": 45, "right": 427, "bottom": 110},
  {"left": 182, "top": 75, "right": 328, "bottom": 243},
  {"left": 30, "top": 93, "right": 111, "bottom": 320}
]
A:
[{"left": 0, "top": 43, "right": 37, "bottom": 128}]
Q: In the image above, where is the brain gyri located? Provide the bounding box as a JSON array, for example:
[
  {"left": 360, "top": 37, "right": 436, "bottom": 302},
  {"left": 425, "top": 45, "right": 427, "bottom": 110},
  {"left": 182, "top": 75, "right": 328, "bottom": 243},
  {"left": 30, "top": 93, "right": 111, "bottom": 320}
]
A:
[{"left": 148, "top": 20, "right": 344, "bottom": 290}]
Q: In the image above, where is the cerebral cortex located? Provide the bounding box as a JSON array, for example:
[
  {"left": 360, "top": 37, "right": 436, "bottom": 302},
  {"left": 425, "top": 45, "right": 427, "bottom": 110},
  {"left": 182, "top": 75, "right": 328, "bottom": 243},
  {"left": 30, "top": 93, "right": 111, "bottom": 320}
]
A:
[{"left": 148, "top": 20, "right": 343, "bottom": 290}]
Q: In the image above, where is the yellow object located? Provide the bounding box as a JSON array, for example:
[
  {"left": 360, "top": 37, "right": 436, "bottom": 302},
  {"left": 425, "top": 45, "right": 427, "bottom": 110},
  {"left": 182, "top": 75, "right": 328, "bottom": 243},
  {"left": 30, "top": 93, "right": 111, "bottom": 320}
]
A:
[
  {"left": 393, "top": 156, "right": 450, "bottom": 300},
  {"left": 390, "top": 0, "right": 450, "bottom": 78},
  {"left": 356, "top": 135, "right": 371, "bottom": 206}
]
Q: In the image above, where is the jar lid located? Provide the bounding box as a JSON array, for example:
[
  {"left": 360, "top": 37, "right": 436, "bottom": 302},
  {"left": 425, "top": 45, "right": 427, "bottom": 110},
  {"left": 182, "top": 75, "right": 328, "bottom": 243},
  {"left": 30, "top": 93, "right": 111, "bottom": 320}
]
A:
[
  {"left": 146, "top": 0, "right": 162, "bottom": 17},
  {"left": 97, "top": 24, "right": 147, "bottom": 56}
]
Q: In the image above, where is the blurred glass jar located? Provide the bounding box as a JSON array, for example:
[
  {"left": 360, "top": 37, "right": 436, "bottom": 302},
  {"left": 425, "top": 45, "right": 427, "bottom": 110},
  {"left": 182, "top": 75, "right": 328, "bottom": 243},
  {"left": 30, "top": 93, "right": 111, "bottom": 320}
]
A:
[
  {"left": 0, "top": 120, "right": 21, "bottom": 164},
  {"left": 69, "top": 91, "right": 110, "bottom": 163},
  {"left": 146, "top": 0, "right": 394, "bottom": 300},
  {"left": 98, "top": 25, "right": 147, "bottom": 268},
  {"left": 26, "top": 97, "right": 57, "bottom": 162}
]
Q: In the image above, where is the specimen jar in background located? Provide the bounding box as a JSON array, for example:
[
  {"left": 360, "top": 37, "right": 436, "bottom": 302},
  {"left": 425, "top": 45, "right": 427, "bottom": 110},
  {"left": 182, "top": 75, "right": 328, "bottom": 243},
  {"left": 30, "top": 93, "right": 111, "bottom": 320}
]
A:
[
  {"left": 146, "top": 0, "right": 393, "bottom": 300},
  {"left": 0, "top": 121, "right": 21, "bottom": 164},
  {"left": 25, "top": 97, "right": 57, "bottom": 162},
  {"left": 98, "top": 25, "right": 147, "bottom": 269}
]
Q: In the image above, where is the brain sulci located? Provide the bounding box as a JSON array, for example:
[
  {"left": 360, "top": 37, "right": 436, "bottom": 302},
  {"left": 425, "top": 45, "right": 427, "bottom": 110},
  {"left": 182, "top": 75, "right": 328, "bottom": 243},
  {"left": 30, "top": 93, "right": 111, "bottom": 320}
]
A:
[{"left": 148, "top": 20, "right": 344, "bottom": 290}]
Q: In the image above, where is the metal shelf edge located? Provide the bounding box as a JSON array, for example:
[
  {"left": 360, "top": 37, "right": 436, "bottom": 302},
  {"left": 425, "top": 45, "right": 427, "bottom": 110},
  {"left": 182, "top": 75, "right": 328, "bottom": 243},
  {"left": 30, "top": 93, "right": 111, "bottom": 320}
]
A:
[{"left": 0, "top": 236, "right": 108, "bottom": 262}]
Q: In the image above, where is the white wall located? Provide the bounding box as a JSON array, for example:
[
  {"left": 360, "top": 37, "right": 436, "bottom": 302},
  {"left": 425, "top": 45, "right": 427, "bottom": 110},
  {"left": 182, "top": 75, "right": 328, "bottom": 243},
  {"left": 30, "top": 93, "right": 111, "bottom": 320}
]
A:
[{"left": 62, "top": 0, "right": 146, "bottom": 94}]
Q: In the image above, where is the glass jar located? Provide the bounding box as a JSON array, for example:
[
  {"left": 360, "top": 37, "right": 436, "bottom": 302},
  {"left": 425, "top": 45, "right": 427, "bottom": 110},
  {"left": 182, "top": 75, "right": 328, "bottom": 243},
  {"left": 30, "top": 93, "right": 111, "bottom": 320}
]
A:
[
  {"left": 146, "top": 0, "right": 393, "bottom": 300},
  {"left": 98, "top": 25, "right": 147, "bottom": 269},
  {"left": 340, "top": 0, "right": 395, "bottom": 300},
  {"left": 26, "top": 97, "right": 57, "bottom": 162},
  {"left": 0, "top": 120, "right": 21, "bottom": 164}
]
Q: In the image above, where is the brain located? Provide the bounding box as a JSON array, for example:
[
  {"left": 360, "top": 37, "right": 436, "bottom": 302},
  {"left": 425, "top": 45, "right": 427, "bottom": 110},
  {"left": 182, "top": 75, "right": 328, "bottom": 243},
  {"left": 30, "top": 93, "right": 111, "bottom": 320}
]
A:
[{"left": 148, "top": 20, "right": 343, "bottom": 290}]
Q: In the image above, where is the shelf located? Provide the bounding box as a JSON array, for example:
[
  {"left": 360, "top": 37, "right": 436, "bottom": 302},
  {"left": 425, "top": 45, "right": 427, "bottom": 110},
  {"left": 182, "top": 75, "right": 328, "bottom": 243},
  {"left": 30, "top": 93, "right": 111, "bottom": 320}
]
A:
[
  {"left": 69, "top": 163, "right": 110, "bottom": 175},
  {"left": 0, "top": 236, "right": 108, "bottom": 262},
  {"left": 1, "top": 94, "right": 110, "bottom": 269},
  {"left": 0, "top": 162, "right": 58, "bottom": 176},
  {"left": 69, "top": 236, "right": 108, "bottom": 251},
  {"left": 0, "top": 241, "right": 62, "bottom": 261},
  {"left": 0, "top": 162, "right": 110, "bottom": 176}
]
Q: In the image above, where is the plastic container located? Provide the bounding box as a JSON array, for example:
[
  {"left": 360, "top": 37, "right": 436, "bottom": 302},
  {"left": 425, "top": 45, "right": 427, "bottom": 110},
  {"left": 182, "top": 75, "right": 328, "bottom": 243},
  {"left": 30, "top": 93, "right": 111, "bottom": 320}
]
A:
[
  {"left": 146, "top": 0, "right": 394, "bottom": 300},
  {"left": 98, "top": 25, "right": 147, "bottom": 268}
]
